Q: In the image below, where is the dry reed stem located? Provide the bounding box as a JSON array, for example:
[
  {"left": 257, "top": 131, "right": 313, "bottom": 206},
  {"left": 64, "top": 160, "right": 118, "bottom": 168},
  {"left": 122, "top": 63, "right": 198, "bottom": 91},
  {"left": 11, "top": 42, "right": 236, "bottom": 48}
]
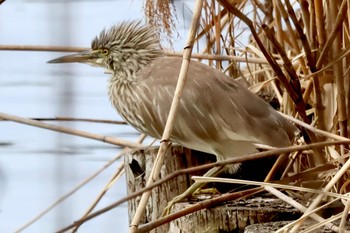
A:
[
  {"left": 260, "top": 3, "right": 325, "bottom": 167},
  {"left": 17, "top": 165, "right": 124, "bottom": 233},
  {"left": 136, "top": 187, "right": 263, "bottom": 233},
  {"left": 72, "top": 162, "right": 125, "bottom": 232},
  {"left": 275, "top": 198, "right": 342, "bottom": 233},
  {"left": 281, "top": 162, "right": 338, "bottom": 184},
  {"left": 128, "top": 0, "right": 204, "bottom": 232},
  {"left": 329, "top": 1, "right": 349, "bottom": 155},
  {"left": 299, "top": 213, "right": 345, "bottom": 233},
  {"left": 290, "top": 156, "right": 350, "bottom": 232},
  {"left": 263, "top": 152, "right": 287, "bottom": 181},
  {"left": 265, "top": 186, "right": 339, "bottom": 232},
  {"left": 70, "top": 134, "right": 146, "bottom": 232},
  {"left": 314, "top": 0, "right": 326, "bottom": 48},
  {"left": 262, "top": 24, "right": 303, "bottom": 102},
  {"left": 0, "top": 44, "right": 282, "bottom": 65},
  {"left": 0, "top": 45, "right": 87, "bottom": 52},
  {"left": 166, "top": 51, "right": 283, "bottom": 64},
  {"left": 194, "top": 178, "right": 349, "bottom": 232},
  {"left": 280, "top": 113, "right": 349, "bottom": 142},
  {"left": 275, "top": 0, "right": 308, "bottom": 74},
  {"left": 316, "top": 0, "right": 348, "bottom": 69},
  {"left": 20, "top": 136, "right": 139, "bottom": 233},
  {"left": 272, "top": 0, "right": 283, "bottom": 45},
  {"left": 285, "top": 0, "right": 315, "bottom": 70},
  {"left": 195, "top": 8, "right": 226, "bottom": 40},
  {"left": 0, "top": 112, "right": 141, "bottom": 148},
  {"left": 192, "top": 177, "right": 350, "bottom": 200},
  {"left": 15, "top": 135, "right": 145, "bottom": 233},
  {"left": 2, "top": 116, "right": 127, "bottom": 125},
  {"left": 217, "top": 0, "right": 309, "bottom": 123},
  {"left": 339, "top": 198, "right": 350, "bottom": 232},
  {"left": 193, "top": 178, "right": 350, "bottom": 232},
  {"left": 303, "top": 48, "right": 350, "bottom": 80}
]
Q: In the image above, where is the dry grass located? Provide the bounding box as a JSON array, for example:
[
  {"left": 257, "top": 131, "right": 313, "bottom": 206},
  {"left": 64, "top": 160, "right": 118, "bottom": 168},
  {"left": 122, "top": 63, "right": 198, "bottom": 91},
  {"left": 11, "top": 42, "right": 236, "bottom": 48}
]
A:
[{"left": 144, "top": 0, "right": 177, "bottom": 47}]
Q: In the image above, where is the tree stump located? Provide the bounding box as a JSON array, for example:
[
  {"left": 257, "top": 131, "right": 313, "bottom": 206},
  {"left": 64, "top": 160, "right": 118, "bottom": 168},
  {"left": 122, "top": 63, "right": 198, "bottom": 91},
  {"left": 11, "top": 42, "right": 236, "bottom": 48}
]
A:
[
  {"left": 124, "top": 145, "right": 215, "bottom": 233},
  {"left": 245, "top": 219, "right": 350, "bottom": 233},
  {"left": 169, "top": 197, "right": 301, "bottom": 233},
  {"left": 124, "top": 145, "right": 301, "bottom": 232}
]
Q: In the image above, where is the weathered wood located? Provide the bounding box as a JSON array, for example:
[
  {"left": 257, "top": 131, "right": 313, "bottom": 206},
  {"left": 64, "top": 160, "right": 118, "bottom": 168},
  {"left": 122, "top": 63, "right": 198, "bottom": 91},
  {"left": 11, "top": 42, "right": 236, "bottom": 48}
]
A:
[
  {"left": 169, "top": 197, "right": 301, "bottom": 233},
  {"left": 124, "top": 145, "right": 305, "bottom": 232},
  {"left": 245, "top": 219, "right": 350, "bottom": 233},
  {"left": 124, "top": 145, "right": 215, "bottom": 233}
]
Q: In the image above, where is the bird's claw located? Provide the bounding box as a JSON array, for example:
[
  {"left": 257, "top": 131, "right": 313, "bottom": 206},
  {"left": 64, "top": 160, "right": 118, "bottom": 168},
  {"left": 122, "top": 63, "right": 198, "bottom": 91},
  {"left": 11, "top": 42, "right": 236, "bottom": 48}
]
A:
[
  {"left": 193, "top": 187, "right": 220, "bottom": 196},
  {"left": 161, "top": 195, "right": 185, "bottom": 216}
]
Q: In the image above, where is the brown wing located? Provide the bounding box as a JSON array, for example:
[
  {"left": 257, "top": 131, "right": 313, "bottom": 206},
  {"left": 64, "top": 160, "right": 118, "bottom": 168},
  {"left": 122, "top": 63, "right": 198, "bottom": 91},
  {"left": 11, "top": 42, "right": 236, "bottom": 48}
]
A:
[{"left": 135, "top": 57, "right": 297, "bottom": 155}]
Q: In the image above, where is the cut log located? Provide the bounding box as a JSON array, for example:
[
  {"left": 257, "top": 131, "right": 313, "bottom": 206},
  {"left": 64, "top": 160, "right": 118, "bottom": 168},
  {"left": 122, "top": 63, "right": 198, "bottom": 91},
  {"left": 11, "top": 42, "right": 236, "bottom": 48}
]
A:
[
  {"left": 245, "top": 219, "right": 350, "bottom": 233},
  {"left": 124, "top": 145, "right": 215, "bottom": 233},
  {"left": 169, "top": 197, "right": 301, "bottom": 233},
  {"left": 124, "top": 145, "right": 304, "bottom": 232}
]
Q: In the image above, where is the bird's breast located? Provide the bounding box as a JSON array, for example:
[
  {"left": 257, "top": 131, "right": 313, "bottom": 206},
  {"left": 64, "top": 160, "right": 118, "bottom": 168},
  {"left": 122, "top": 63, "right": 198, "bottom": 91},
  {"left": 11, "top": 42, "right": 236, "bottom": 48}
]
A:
[{"left": 108, "top": 78, "right": 161, "bottom": 137}]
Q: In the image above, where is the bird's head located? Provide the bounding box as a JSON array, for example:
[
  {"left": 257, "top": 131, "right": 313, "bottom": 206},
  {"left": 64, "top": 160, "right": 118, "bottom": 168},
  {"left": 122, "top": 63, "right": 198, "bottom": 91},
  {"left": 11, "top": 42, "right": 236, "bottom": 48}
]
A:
[{"left": 48, "top": 21, "right": 162, "bottom": 74}]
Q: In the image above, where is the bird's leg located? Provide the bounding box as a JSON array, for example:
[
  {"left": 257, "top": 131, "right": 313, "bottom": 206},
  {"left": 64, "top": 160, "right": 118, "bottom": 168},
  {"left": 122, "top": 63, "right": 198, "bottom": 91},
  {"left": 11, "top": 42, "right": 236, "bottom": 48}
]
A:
[{"left": 162, "top": 165, "right": 225, "bottom": 216}]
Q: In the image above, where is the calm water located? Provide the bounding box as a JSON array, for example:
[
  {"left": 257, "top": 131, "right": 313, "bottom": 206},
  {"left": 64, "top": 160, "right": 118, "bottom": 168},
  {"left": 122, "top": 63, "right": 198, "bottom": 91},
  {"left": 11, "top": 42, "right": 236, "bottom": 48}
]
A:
[{"left": 0, "top": 1, "right": 190, "bottom": 232}]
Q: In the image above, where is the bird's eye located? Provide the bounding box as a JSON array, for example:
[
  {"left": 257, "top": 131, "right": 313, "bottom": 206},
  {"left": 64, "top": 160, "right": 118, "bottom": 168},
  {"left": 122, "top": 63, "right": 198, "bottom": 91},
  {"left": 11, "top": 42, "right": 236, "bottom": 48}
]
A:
[{"left": 102, "top": 49, "right": 109, "bottom": 56}]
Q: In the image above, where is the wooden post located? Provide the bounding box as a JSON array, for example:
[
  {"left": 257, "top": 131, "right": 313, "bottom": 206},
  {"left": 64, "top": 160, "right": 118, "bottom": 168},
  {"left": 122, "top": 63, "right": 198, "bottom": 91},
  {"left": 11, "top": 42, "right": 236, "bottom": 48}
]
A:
[
  {"left": 169, "top": 197, "right": 301, "bottom": 232},
  {"left": 124, "top": 145, "right": 301, "bottom": 232},
  {"left": 124, "top": 145, "right": 215, "bottom": 233}
]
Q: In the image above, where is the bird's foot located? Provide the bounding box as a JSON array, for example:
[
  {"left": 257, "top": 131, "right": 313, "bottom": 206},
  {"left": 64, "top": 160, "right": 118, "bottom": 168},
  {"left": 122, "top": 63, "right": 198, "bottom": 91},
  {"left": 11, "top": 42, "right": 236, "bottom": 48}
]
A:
[
  {"left": 162, "top": 192, "right": 189, "bottom": 216},
  {"left": 193, "top": 187, "right": 220, "bottom": 196},
  {"left": 161, "top": 188, "right": 220, "bottom": 216},
  {"left": 162, "top": 167, "right": 224, "bottom": 216}
]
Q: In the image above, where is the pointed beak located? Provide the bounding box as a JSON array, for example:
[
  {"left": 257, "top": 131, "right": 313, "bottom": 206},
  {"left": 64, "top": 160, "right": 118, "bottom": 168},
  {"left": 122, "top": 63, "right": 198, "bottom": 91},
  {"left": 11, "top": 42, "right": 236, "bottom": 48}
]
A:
[{"left": 47, "top": 50, "right": 99, "bottom": 64}]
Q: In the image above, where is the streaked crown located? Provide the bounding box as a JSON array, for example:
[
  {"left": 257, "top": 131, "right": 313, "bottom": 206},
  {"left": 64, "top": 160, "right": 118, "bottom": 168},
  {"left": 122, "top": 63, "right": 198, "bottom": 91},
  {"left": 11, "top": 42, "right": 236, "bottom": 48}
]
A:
[{"left": 91, "top": 21, "right": 162, "bottom": 74}]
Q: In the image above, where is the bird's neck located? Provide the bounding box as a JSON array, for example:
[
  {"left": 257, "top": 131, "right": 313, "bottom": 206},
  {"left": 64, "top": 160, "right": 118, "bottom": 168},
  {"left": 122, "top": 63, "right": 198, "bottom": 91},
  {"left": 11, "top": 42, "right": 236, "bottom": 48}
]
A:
[
  {"left": 110, "top": 64, "right": 144, "bottom": 85},
  {"left": 108, "top": 70, "right": 136, "bottom": 95},
  {"left": 107, "top": 51, "right": 162, "bottom": 128},
  {"left": 107, "top": 72, "right": 148, "bottom": 134},
  {"left": 111, "top": 50, "right": 162, "bottom": 83}
]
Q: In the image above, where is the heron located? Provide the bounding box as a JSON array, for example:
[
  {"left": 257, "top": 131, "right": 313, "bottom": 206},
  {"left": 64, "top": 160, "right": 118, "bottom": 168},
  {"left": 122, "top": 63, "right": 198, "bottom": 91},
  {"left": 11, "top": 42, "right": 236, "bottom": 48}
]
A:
[{"left": 49, "top": 21, "right": 298, "bottom": 213}]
